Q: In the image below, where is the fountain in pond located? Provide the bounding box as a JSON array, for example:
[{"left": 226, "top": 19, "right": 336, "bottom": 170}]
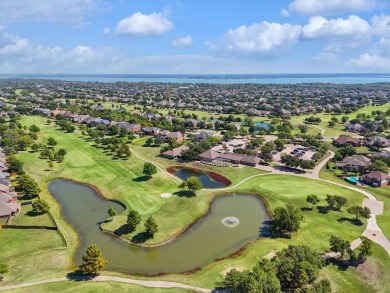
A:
[{"left": 222, "top": 216, "right": 240, "bottom": 227}]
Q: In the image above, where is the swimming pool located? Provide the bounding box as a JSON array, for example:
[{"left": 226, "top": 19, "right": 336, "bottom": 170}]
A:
[{"left": 346, "top": 177, "right": 358, "bottom": 185}]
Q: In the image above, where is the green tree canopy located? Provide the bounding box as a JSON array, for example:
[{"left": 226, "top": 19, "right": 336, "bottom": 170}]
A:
[
  {"left": 270, "top": 204, "right": 304, "bottom": 237},
  {"left": 143, "top": 162, "right": 157, "bottom": 178},
  {"left": 126, "top": 208, "right": 141, "bottom": 232},
  {"left": 32, "top": 199, "right": 50, "bottom": 215},
  {"left": 185, "top": 176, "right": 203, "bottom": 195},
  {"left": 144, "top": 216, "right": 159, "bottom": 236},
  {"left": 79, "top": 244, "right": 107, "bottom": 275}
]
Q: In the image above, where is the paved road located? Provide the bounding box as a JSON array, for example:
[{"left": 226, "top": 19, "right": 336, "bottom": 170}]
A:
[{"left": 0, "top": 276, "right": 211, "bottom": 292}]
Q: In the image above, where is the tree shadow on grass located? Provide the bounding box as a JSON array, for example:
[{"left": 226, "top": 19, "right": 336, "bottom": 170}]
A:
[
  {"left": 173, "top": 190, "right": 195, "bottom": 198},
  {"left": 26, "top": 210, "right": 39, "bottom": 217},
  {"left": 132, "top": 175, "right": 150, "bottom": 182},
  {"left": 66, "top": 271, "right": 95, "bottom": 282},
  {"left": 325, "top": 257, "right": 358, "bottom": 272},
  {"left": 300, "top": 207, "right": 313, "bottom": 212},
  {"left": 114, "top": 224, "right": 131, "bottom": 236},
  {"left": 337, "top": 217, "right": 364, "bottom": 226},
  {"left": 317, "top": 205, "right": 330, "bottom": 214},
  {"left": 131, "top": 232, "right": 152, "bottom": 244}
]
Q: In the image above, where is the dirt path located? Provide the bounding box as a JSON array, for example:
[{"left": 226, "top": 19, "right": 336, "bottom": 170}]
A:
[{"left": 0, "top": 276, "right": 211, "bottom": 292}]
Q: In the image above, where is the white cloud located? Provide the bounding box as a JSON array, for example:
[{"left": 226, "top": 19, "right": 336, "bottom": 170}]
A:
[
  {"left": 103, "top": 27, "right": 111, "bottom": 34},
  {"left": 281, "top": 9, "right": 290, "bottom": 17},
  {"left": 115, "top": 12, "right": 174, "bottom": 36},
  {"left": 172, "top": 35, "right": 193, "bottom": 47},
  {"left": 348, "top": 53, "right": 390, "bottom": 69},
  {"left": 311, "top": 52, "right": 339, "bottom": 63},
  {"left": 371, "top": 14, "right": 390, "bottom": 36},
  {"left": 287, "top": 0, "right": 376, "bottom": 15},
  {"left": 216, "top": 21, "right": 302, "bottom": 56},
  {"left": 0, "top": 0, "right": 105, "bottom": 26},
  {"left": 302, "top": 15, "right": 371, "bottom": 39}
]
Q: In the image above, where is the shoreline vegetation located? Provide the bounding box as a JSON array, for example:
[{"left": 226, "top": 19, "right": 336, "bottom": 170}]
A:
[{"left": 166, "top": 166, "right": 232, "bottom": 187}]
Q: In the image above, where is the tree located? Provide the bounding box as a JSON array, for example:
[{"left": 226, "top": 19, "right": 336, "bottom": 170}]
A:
[
  {"left": 19, "top": 174, "right": 41, "bottom": 199},
  {"left": 0, "top": 260, "right": 9, "bottom": 280},
  {"left": 154, "top": 136, "right": 163, "bottom": 146},
  {"left": 298, "top": 124, "right": 308, "bottom": 134},
  {"left": 47, "top": 137, "right": 57, "bottom": 147},
  {"left": 29, "top": 124, "right": 40, "bottom": 133},
  {"left": 144, "top": 216, "right": 159, "bottom": 236},
  {"left": 306, "top": 194, "right": 320, "bottom": 210},
  {"left": 143, "top": 162, "right": 157, "bottom": 178},
  {"left": 185, "top": 176, "right": 203, "bottom": 195},
  {"left": 326, "top": 195, "right": 347, "bottom": 211},
  {"left": 48, "top": 161, "right": 54, "bottom": 170},
  {"left": 145, "top": 137, "right": 154, "bottom": 146},
  {"left": 347, "top": 206, "right": 371, "bottom": 220},
  {"left": 273, "top": 245, "right": 325, "bottom": 291},
  {"left": 223, "top": 259, "right": 281, "bottom": 293},
  {"left": 270, "top": 204, "right": 304, "bottom": 237},
  {"left": 126, "top": 208, "right": 141, "bottom": 232},
  {"left": 366, "top": 160, "right": 389, "bottom": 174},
  {"left": 79, "top": 244, "right": 107, "bottom": 275},
  {"left": 329, "top": 235, "right": 350, "bottom": 258},
  {"left": 358, "top": 236, "right": 373, "bottom": 262},
  {"left": 32, "top": 199, "right": 50, "bottom": 215},
  {"left": 30, "top": 143, "right": 40, "bottom": 152},
  {"left": 58, "top": 148, "right": 67, "bottom": 156},
  {"left": 108, "top": 207, "right": 117, "bottom": 219}
]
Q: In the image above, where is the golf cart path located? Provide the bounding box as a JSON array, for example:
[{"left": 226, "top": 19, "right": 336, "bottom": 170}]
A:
[
  {"left": 129, "top": 147, "right": 183, "bottom": 183},
  {"left": 0, "top": 276, "right": 211, "bottom": 292},
  {"left": 298, "top": 118, "right": 325, "bottom": 136},
  {"left": 216, "top": 150, "right": 390, "bottom": 256}
]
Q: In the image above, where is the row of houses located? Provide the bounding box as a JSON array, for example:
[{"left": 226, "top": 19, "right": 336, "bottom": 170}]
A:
[
  {"left": 333, "top": 135, "right": 390, "bottom": 148},
  {"left": 0, "top": 148, "right": 20, "bottom": 219},
  {"left": 336, "top": 154, "right": 389, "bottom": 187}
]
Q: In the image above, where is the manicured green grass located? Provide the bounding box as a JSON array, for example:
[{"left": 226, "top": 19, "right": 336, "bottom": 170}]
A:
[
  {"left": 4, "top": 282, "right": 196, "bottom": 293},
  {"left": 0, "top": 228, "right": 64, "bottom": 260},
  {"left": 8, "top": 204, "right": 56, "bottom": 227},
  {"left": 2, "top": 115, "right": 387, "bottom": 292},
  {"left": 290, "top": 102, "right": 390, "bottom": 137}
]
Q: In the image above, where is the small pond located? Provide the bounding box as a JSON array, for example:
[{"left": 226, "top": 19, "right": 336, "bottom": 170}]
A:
[
  {"left": 254, "top": 122, "right": 271, "bottom": 130},
  {"left": 48, "top": 179, "right": 269, "bottom": 275},
  {"left": 174, "top": 168, "right": 228, "bottom": 188}
]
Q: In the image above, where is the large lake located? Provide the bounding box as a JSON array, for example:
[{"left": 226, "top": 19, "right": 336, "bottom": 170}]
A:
[
  {"left": 48, "top": 178, "right": 269, "bottom": 274},
  {"left": 2, "top": 73, "right": 389, "bottom": 84}
]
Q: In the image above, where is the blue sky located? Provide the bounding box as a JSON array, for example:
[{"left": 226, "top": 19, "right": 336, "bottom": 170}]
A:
[{"left": 0, "top": 0, "right": 389, "bottom": 74}]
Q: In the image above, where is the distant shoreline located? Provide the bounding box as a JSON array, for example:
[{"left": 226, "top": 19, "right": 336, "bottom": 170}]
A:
[{"left": 1, "top": 73, "right": 389, "bottom": 84}]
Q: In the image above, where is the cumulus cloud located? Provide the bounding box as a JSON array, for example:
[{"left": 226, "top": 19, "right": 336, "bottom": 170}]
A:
[
  {"left": 348, "top": 53, "right": 390, "bottom": 69},
  {"left": 302, "top": 15, "right": 371, "bottom": 39},
  {"left": 216, "top": 21, "right": 302, "bottom": 56},
  {"left": 287, "top": 0, "right": 376, "bottom": 15},
  {"left": 172, "top": 35, "right": 193, "bottom": 47},
  {"left": 115, "top": 12, "right": 174, "bottom": 36},
  {"left": 0, "top": 0, "right": 105, "bottom": 26},
  {"left": 371, "top": 14, "right": 390, "bottom": 36}
]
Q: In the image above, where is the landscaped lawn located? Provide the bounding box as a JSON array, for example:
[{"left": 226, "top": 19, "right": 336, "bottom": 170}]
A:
[
  {"left": 8, "top": 204, "right": 56, "bottom": 227},
  {"left": 290, "top": 102, "right": 390, "bottom": 137},
  {"left": 1, "top": 114, "right": 388, "bottom": 292},
  {"left": 4, "top": 282, "right": 196, "bottom": 293}
]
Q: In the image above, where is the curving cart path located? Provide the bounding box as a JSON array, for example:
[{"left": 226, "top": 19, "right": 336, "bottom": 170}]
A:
[{"left": 0, "top": 276, "right": 211, "bottom": 292}]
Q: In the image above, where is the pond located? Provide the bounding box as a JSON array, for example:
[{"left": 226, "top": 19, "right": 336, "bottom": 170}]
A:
[
  {"left": 174, "top": 167, "right": 228, "bottom": 188},
  {"left": 48, "top": 179, "right": 269, "bottom": 275},
  {"left": 254, "top": 122, "right": 271, "bottom": 130}
]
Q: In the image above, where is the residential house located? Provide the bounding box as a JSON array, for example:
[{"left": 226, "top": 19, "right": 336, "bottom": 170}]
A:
[
  {"left": 195, "top": 131, "right": 213, "bottom": 142},
  {"left": 333, "top": 135, "right": 361, "bottom": 147},
  {"left": 336, "top": 155, "right": 371, "bottom": 172},
  {"left": 345, "top": 123, "right": 363, "bottom": 133},
  {"left": 142, "top": 127, "right": 161, "bottom": 136},
  {"left": 230, "top": 122, "right": 241, "bottom": 131},
  {"left": 361, "top": 171, "right": 390, "bottom": 187},
  {"left": 161, "top": 145, "right": 189, "bottom": 159}
]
